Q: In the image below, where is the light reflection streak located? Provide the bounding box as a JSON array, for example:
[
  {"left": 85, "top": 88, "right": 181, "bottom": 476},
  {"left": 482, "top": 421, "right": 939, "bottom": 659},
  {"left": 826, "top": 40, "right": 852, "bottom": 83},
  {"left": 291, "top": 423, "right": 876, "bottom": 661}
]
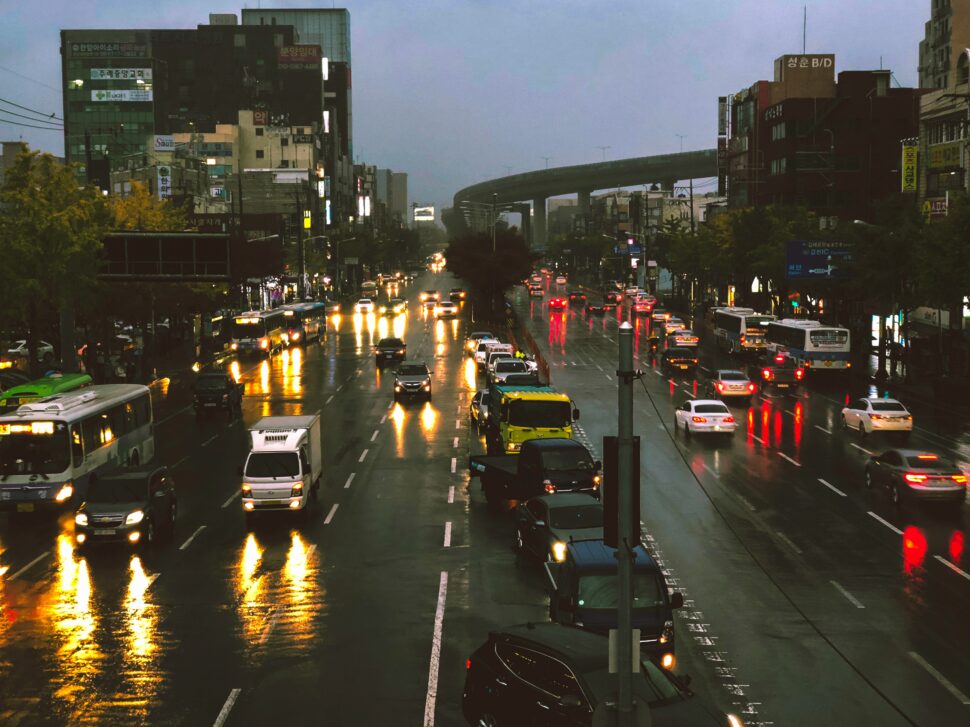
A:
[
  {"left": 125, "top": 556, "right": 157, "bottom": 663},
  {"left": 377, "top": 316, "right": 389, "bottom": 341},
  {"left": 238, "top": 533, "right": 265, "bottom": 642},
  {"left": 229, "top": 360, "right": 241, "bottom": 384},
  {"left": 391, "top": 402, "right": 406, "bottom": 457},
  {"left": 463, "top": 358, "right": 478, "bottom": 390},
  {"left": 393, "top": 313, "right": 407, "bottom": 340},
  {"left": 450, "top": 319, "right": 459, "bottom": 339},
  {"left": 420, "top": 402, "right": 438, "bottom": 434},
  {"left": 259, "top": 360, "right": 270, "bottom": 394},
  {"left": 435, "top": 319, "right": 446, "bottom": 343}
]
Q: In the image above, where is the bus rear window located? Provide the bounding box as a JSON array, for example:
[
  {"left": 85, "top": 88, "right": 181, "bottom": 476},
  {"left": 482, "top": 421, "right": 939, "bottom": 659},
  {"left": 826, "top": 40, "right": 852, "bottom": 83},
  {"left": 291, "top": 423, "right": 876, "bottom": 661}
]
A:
[{"left": 810, "top": 329, "right": 848, "bottom": 345}]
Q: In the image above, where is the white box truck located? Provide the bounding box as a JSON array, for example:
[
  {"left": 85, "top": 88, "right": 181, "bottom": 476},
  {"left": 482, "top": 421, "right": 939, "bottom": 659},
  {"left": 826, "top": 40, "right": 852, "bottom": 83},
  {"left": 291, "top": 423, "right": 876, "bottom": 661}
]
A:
[{"left": 241, "top": 415, "right": 322, "bottom": 519}]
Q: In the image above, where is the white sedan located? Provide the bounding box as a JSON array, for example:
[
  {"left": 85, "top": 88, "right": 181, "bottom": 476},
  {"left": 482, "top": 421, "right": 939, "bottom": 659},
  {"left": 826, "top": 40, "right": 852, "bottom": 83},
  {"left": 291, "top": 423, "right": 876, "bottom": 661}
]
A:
[
  {"left": 354, "top": 298, "right": 375, "bottom": 313},
  {"left": 841, "top": 397, "right": 913, "bottom": 434},
  {"left": 7, "top": 339, "right": 55, "bottom": 362},
  {"left": 675, "top": 399, "right": 737, "bottom": 436}
]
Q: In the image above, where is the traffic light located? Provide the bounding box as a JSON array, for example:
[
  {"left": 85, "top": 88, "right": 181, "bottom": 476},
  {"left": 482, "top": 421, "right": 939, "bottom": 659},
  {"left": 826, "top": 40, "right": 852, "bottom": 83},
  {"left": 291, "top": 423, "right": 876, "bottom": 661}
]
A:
[{"left": 602, "top": 436, "right": 641, "bottom": 549}]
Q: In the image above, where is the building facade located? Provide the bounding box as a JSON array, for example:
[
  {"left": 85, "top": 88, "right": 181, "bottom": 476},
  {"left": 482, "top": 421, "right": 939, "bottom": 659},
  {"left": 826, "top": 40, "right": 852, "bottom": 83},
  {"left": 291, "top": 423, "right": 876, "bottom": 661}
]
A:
[{"left": 918, "top": 0, "right": 970, "bottom": 89}]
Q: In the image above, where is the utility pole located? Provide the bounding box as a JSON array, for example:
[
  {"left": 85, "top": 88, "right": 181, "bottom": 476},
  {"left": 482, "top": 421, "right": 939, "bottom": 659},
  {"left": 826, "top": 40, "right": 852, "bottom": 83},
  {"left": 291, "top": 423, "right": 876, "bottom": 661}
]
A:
[
  {"left": 688, "top": 178, "right": 696, "bottom": 234},
  {"left": 541, "top": 156, "right": 551, "bottom": 169},
  {"left": 616, "top": 321, "right": 636, "bottom": 726},
  {"left": 294, "top": 186, "right": 306, "bottom": 301},
  {"left": 675, "top": 134, "right": 687, "bottom": 153},
  {"left": 491, "top": 192, "right": 498, "bottom": 254},
  {"left": 597, "top": 146, "right": 611, "bottom": 162}
]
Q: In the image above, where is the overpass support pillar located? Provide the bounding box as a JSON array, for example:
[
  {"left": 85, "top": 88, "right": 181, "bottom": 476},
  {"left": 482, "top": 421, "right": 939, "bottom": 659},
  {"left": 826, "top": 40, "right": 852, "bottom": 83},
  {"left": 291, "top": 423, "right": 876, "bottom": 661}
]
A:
[
  {"left": 577, "top": 189, "right": 591, "bottom": 215},
  {"left": 532, "top": 196, "right": 547, "bottom": 250}
]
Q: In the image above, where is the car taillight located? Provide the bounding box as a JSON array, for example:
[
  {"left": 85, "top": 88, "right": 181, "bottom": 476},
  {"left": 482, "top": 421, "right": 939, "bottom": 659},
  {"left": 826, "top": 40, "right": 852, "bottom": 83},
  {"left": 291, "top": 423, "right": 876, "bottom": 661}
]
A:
[
  {"left": 691, "top": 416, "right": 707, "bottom": 423},
  {"left": 870, "top": 414, "right": 882, "bottom": 420},
  {"left": 952, "top": 474, "right": 968, "bottom": 484},
  {"left": 740, "top": 334, "right": 746, "bottom": 345},
  {"left": 748, "top": 383, "right": 756, "bottom": 392},
  {"left": 466, "top": 658, "right": 472, "bottom": 670},
  {"left": 723, "top": 416, "right": 735, "bottom": 423},
  {"left": 716, "top": 382, "right": 724, "bottom": 391},
  {"left": 795, "top": 368, "right": 804, "bottom": 380},
  {"left": 693, "top": 358, "right": 698, "bottom": 364},
  {"left": 775, "top": 355, "right": 785, "bottom": 363},
  {"left": 543, "top": 479, "right": 557, "bottom": 493},
  {"left": 904, "top": 473, "right": 928, "bottom": 484},
  {"left": 762, "top": 368, "right": 772, "bottom": 380}
]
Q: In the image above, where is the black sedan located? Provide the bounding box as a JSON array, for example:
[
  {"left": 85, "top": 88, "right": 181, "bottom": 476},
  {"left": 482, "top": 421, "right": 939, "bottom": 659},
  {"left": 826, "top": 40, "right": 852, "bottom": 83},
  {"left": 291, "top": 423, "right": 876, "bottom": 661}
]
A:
[
  {"left": 463, "top": 623, "right": 731, "bottom": 726},
  {"left": 865, "top": 449, "right": 967, "bottom": 506},
  {"left": 661, "top": 346, "right": 698, "bottom": 376},
  {"left": 193, "top": 371, "right": 243, "bottom": 417},
  {"left": 513, "top": 493, "right": 603, "bottom": 562},
  {"left": 375, "top": 337, "right": 407, "bottom": 365},
  {"left": 74, "top": 466, "right": 177, "bottom": 549}
]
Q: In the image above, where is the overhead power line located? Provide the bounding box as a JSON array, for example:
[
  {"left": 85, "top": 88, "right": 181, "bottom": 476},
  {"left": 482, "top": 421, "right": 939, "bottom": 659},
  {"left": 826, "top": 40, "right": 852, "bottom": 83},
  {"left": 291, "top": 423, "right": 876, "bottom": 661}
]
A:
[
  {"left": 0, "top": 64, "right": 60, "bottom": 94},
  {"left": 0, "top": 96, "right": 63, "bottom": 122},
  {"left": 0, "top": 107, "right": 62, "bottom": 127},
  {"left": 0, "top": 114, "right": 65, "bottom": 131}
]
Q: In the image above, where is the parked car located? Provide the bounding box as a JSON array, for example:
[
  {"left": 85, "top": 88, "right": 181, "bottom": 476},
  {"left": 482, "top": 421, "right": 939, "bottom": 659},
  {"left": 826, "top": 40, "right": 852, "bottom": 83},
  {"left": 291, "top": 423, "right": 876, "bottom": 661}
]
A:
[
  {"left": 7, "top": 339, "right": 55, "bottom": 363},
  {"left": 74, "top": 466, "right": 177, "bottom": 549},
  {"left": 470, "top": 389, "right": 489, "bottom": 433},
  {"left": 865, "top": 448, "right": 967, "bottom": 506}
]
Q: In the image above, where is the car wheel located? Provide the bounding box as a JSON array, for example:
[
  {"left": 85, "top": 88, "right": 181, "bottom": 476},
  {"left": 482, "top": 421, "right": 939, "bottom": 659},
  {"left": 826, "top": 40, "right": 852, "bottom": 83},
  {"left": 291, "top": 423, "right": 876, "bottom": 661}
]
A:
[
  {"left": 684, "top": 421, "right": 691, "bottom": 438},
  {"left": 864, "top": 469, "right": 873, "bottom": 489}
]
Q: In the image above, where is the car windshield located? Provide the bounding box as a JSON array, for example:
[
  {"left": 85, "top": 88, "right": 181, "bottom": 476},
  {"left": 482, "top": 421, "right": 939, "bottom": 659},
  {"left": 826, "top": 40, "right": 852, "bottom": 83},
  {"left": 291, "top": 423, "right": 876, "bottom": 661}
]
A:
[
  {"left": 694, "top": 404, "right": 729, "bottom": 414},
  {"left": 357, "top": 299, "right": 371, "bottom": 305},
  {"left": 906, "top": 455, "right": 955, "bottom": 469},
  {"left": 0, "top": 426, "right": 71, "bottom": 476},
  {"left": 496, "top": 361, "right": 527, "bottom": 373},
  {"left": 540, "top": 448, "right": 594, "bottom": 471},
  {"left": 507, "top": 400, "right": 572, "bottom": 428},
  {"left": 397, "top": 364, "right": 429, "bottom": 376},
  {"left": 577, "top": 573, "right": 665, "bottom": 609},
  {"left": 549, "top": 505, "right": 603, "bottom": 529},
  {"left": 196, "top": 375, "right": 227, "bottom": 390},
  {"left": 871, "top": 401, "right": 907, "bottom": 412},
  {"left": 720, "top": 371, "right": 747, "bottom": 381},
  {"left": 88, "top": 478, "right": 146, "bottom": 502},
  {"left": 245, "top": 452, "right": 300, "bottom": 478},
  {"left": 378, "top": 339, "right": 404, "bottom": 348}
]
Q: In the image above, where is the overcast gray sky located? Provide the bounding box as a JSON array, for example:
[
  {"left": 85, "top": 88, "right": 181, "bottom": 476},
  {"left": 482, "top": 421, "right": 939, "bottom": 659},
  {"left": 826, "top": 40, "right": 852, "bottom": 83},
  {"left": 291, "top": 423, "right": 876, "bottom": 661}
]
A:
[{"left": 1, "top": 1, "right": 927, "bottom": 212}]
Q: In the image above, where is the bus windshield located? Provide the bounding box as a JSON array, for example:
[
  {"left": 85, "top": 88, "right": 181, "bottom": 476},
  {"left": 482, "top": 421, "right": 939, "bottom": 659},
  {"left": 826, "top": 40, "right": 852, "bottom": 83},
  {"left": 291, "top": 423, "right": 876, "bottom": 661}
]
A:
[
  {"left": 231, "top": 317, "right": 267, "bottom": 339},
  {"left": 0, "top": 425, "right": 71, "bottom": 477},
  {"left": 507, "top": 400, "right": 572, "bottom": 428}
]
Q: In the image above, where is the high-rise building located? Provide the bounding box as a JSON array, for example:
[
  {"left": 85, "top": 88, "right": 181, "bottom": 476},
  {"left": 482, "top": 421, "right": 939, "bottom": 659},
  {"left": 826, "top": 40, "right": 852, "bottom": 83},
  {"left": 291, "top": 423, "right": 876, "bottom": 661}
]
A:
[
  {"left": 918, "top": 0, "right": 970, "bottom": 89},
  {"left": 0, "top": 141, "right": 27, "bottom": 187}
]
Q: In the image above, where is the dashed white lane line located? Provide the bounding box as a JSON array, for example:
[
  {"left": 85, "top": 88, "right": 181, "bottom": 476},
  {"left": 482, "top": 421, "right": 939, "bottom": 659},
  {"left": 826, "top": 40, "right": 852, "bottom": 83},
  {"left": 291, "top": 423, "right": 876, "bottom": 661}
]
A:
[
  {"left": 179, "top": 525, "right": 206, "bottom": 551},
  {"left": 443, "top": 522, "right": 452, "bottom": 547},
  {"left": 455, "top": 419, "right": 461, "bottom": 429},
  {"left": 830, "top": 580, "right": 865, "bottom": 609},
  {"left": 380, "top": 414, "right": 387, "bottom": 424},
  {"left": 358, "top": 449, "right": 369, "bottom": 463},
  {"left": 423, "top": 571, "right": 449, "bottom": 726},
  {"left": 8, "top": 552, "right": 50, "bottom": 581},
  {"left": 450, "top": 457, "right": 456, "bottom": 473},
  {"left": 212, "top": 688, "right": 242, "bottom": 727},
  {"left": 850, "top": 443, "right": 875, "bottom": 456},
  {"left": 775, "top": 531, "right": 803, "bottom": 555},
  {"left": 326, "top": 395, "right": 334, "bottom": 404},
  {"left": 749, "top": 433, "right": 765, "bottom": 444},
  {"left": 387, "top": 401, "right": 394, "bottom": 409},
  {"left": 201, "top": 435, "right": 218, "bottom": 448},
  {"left": 814, "top": 424, "right": 832, "bottom": 434},
  {"left": 909, "top": 651, "right": 970, "bottom": 704},
  {"left": 736, "top": 494, "right": 757, "bottom": 511},
  {"left": 344, "top": 472, "right": 356, "bottom": 489},
  {"left": 595, "top": 364, "right": 603, "bottom": 371},
  {"left": 654, "top": 369, "right": 664, "bottom": 376},
  {"left": 453, "top": 437, "right": 459, "bottom": 448},
  {"left": 324, "top": 504, "right": 339, "bottom": 525},
  {"left": 702, "top": 464, "right": 719, "bottom": 478},
  {"left": 172, "top": 455, "right": 189, "bottom": 469},
  {"left": 221, "top": 491, "right": 241, "bottom": 509},
  {"left": 336, "top": 383, "right": 344, "bottom": 392},
  {"left": 370, "top": 429, "right": 379, "bottom": 442},
  {"left": 778, "top": 452, "right": 801, "bottom": 467},
  {"left": 935, "top": 555, "right": 970, "bottom": 582},
  {"left": 259, "top": 609, "right": 281, "bottom": 645},
  {"left": 868, "top": 510, "right": 903, "bottom": 535},
  {"left": 605, "top": 373, "right": 613, "bottom": 381},
  {"left": 818, "top": 478, "right": 847, "bottom": 497},
  {"left": 448, "top": 486, "right": 455, "bottom": 503}
]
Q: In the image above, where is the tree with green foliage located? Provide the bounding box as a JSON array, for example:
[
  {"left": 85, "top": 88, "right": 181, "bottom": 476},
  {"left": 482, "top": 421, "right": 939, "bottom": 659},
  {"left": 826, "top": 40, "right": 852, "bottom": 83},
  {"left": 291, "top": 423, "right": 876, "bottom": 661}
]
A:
[
  {"left": 0, "top": 148, "right": 109, "bottom": 373},
  {"left": 445, "top": 228, "right": 537, "bottom": 320}
]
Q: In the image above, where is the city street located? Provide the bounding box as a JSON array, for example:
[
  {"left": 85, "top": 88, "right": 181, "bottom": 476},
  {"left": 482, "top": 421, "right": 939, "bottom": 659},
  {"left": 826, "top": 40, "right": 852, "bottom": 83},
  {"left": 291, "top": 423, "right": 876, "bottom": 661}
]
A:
[{"left": 0, "top": 272, "right": 968, "bottom": 726}]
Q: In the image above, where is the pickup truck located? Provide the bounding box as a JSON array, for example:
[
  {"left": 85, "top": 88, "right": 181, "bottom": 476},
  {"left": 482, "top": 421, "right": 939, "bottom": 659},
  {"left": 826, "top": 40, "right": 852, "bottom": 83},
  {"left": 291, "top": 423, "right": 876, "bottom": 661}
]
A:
[
  {"left": 483, "top": 382, "right": 578, "bottom": 454},
  {"left": 757, "top": 353, "right": 805, "bottom": 393},
  {"left": 469, "top": 437, "right": 600, "bottom": 510}
]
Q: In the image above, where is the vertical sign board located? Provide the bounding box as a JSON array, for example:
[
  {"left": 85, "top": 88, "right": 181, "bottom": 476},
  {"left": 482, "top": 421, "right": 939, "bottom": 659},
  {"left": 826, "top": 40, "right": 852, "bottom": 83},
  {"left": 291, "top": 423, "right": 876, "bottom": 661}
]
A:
[
  {"left": 156, "top": 166, "right": 172, "bottom": 199},
  {"left": 717, "top": 96, "right": 729, "bottom": 136},
  {"left": 901, "top": 142, "right": 918, "bottom": 193},
  {"left": 602, "top": 436, "right": 641, "bottom": 549}
]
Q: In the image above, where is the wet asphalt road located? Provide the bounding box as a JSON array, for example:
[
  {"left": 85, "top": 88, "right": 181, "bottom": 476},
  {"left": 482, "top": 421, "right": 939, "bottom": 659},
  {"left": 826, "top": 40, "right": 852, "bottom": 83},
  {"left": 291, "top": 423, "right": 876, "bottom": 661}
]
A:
[{"left": 0, "top": 271, "right": 967, "bottom": 726}]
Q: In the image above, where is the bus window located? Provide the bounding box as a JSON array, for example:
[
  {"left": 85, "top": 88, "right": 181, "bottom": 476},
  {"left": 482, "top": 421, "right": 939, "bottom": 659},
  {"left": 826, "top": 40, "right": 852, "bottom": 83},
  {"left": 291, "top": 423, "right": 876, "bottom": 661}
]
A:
[{"left": 71, "top": 424, "right": 84, "bottom": 466}]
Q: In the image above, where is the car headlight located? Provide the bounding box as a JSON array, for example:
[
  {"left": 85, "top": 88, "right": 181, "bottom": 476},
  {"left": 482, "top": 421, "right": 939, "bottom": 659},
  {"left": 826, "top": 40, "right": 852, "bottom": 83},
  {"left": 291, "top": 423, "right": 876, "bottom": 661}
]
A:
[
  {"left": 727, "top": 716, "right": 745, "bottom": 727},
  {"left": 230, "top": 342, "right": 238, "bottom": 351},
  {"left": 422, "top": 382, "right": 431, "bottom": 390},
  {"left": 395, "top": 384, "right": 403, "bottom": 391},
  {"left": 659, "top": 619, "right": 674, "bottom": 644},
  {"left": 125, "top": 510, "right": 145, "bottom": 526},
  {"left": 552, "top": 541, "right": 567, "bottom": 562},
  {"left": 75, "top": 512, "right": 88, "bottom": 526},
  {"left": 55, "top": 483, "right": 74, "bottom": 502}
]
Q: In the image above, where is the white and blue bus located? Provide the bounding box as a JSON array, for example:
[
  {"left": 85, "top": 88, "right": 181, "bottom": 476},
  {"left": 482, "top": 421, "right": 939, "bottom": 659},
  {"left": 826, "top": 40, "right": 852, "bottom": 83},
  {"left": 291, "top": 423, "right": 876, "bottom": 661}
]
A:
[
  {"left": 0, "top": 385, "right": 155, "bottom": 513},
  {"left": 229, "top": 309, "right": 286, "bottom": 356},
  {"left": 766, "top": 319, "right": 851, "bottom": 371},
  {"left": 713, "top": 307, "right": 775, "bottom": 354},
  {"left": 281, "top": 301, "right": 327, "bottom": 345}
]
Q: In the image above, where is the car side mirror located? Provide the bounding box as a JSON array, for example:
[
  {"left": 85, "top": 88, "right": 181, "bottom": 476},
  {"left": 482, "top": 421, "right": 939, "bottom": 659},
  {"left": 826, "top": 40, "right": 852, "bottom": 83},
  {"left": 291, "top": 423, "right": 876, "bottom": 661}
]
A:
[
  {"left": 670, "top": 592, "right": 684, "bottom": 609},
  {"left": 533, "top": 519, "right": 545, "bottom": 528},
  {"left": 572, "top": 409, "right": 580, "bottom": 421},
  {"left": 559, "top": 694, "right": 583, "bottom": 708}
]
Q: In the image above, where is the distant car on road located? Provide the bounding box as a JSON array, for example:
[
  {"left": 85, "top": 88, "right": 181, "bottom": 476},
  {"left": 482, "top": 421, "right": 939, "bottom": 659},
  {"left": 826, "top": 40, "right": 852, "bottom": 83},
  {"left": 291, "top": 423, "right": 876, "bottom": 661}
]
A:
[
  {"left": 670, "top": 329, "right": 699, "bottom": 347},
  {"left": 661, "top": 346, "right": 698, "bottom": 375},
  {"left": 449, "top": 288, "right": 467, "bottom": 302},
  {"left": 354, "top": 298, "right": 375, "bottom": 314},
  {"left": 489, "top": 358, "right": 532, "bottom": 385},
  {"left": 548, "top": 297, "right": 567, "bottom": 311},
  {"left": 568, "top": 291, "right": 587, "bottom": 304},
  {"left": 464, "top": 331, "right": 496, "bottom": 355},
  {"left": 842, "top": 397, "right": 912, "bottom": 435},
  {"left": 555, "top": 275, "right": 568, "bottom": 285},
  {"left": 675, "top": 399, "right": 737, "bottom": 436},
  {"left": 663, "top": 317, "right": 686, "bottom": 335},
  {"left": 529, "top": 285, "right": 544, "bottom": 298},
  {"left": 470, "top": 389, "right": 489, "bottom": 433},
  {"left": 192, "top": 370, "right": 242, "bottom": 417},
  {"left": 74, "top": 466, "right": 177, "bottom": 549},
  {"left": 758, "top": 353, "right": 804, "bottom": 393},
  {"left": 650, "top": 308, "right": 670, "bottom": 323},
  {"left": 393, "top": 362, "right": 432, "bottom": 401},
  {"left": 605, "top": 291, "right": 623, "bottom": 304},
  {"left": 419, "top": 290, "right": 440, "bottom": 302},
  {"left": 513, "top": 493, "right": 603, "bottom": 562},
  {"left": 435, "top": 300, "right": 459, "bottom": 318},
  {"left": 865, "top": 448, "right": 967, "bottom": 506}
]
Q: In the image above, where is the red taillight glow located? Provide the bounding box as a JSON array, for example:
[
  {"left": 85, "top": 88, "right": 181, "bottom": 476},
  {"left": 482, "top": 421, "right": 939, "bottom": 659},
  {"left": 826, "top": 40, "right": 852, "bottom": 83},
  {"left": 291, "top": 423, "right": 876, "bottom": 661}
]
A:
[
  {"left": 740, "top": 334, "right": 746, "bottom": 345},
  {"left": 794, "top": 368, "right": 805, "bottom": 380},
  {"left": 775, "top": 355, "right": 785, "bottom": 363},
  {"left": 904, "top": 473, "right": 928, "bottom": 484},
  {"left": 466, "top": 659, "right": 472, "bottom": 670},
  {"left": 692, "top": 416, "right": 707, "bottom": 423},
  {"left": 716, "top": 382, "right": 724, "bottom": 391},
  {"left": 748, "top": 383, "right": 756, "bottom": 392},
  {"left": 543, "top": 479, "right": 557, "bottom": 493},
  {"left": 723, "top": 416, "right": 735, "bottom": 423},
  {"left": 762, "top": 368, "right": 772, "bottom": 380}
]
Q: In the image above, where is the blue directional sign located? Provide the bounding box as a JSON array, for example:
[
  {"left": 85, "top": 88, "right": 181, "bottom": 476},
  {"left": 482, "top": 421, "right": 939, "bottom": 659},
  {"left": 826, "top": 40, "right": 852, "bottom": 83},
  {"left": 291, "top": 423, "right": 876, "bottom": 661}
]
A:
[
  {"left": 613, "top": 244, "right": 642, "bottom": 255},
  {"left": 785, "top": 239, "right": 852, "bottom": 279}
]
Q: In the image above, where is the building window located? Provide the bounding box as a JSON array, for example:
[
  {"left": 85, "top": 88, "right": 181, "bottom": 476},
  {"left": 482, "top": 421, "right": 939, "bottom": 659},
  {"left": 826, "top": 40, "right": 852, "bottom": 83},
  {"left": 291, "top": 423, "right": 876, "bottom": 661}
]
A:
[
  {"left": 234, "top": 33, "right": 246, "bottom": 48},
  {"left": 280, "top": 160, "right": 289, "bottom": 168},
  {"left": 255, "top": 150, "right": 264, "bottom": 159},
  {"left": 255, "top": 127, "right": 264, "bottom": 136},
  {"left": 959, "top": 52, "right": 969, "bottom": 85},
  {"left": 770, "top": 157, "right": 787, "bottom": 175},
  {"left": 771, "top": 123, "right": 786, "bottom": 141},
  {"left": 280, "top": 137, "right": 289, "bottom": 146}
]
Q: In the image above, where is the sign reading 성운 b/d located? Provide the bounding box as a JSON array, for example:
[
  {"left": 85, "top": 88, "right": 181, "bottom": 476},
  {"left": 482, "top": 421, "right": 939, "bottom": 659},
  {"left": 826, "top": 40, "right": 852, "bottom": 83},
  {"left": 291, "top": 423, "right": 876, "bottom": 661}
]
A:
[{"left": 785, "top": 239, "right": 852, "bottom": 280}]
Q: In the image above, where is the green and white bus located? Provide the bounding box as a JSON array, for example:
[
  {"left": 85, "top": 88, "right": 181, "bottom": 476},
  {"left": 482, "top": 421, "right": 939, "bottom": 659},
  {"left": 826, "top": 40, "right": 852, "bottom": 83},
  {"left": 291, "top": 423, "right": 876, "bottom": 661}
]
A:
[
  {"left": 0, "top": 384, "right": 154, "bottom": 513},
  {"left": 0, "top": 372, "right": 92, "bottom": 413}
]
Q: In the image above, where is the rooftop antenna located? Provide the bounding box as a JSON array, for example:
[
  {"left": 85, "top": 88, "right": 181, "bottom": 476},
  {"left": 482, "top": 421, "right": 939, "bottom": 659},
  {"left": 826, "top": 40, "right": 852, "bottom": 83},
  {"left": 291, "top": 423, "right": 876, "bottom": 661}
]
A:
[{"left": 802, "top": 5, "right": 807, "bottom": 54}]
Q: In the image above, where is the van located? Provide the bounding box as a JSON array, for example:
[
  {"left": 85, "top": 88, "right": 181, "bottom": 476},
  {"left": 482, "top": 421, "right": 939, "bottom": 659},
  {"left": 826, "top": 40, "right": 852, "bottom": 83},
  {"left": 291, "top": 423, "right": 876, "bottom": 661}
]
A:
[{"left": 240, "top": 415, "right": 322, "bottom": 520}]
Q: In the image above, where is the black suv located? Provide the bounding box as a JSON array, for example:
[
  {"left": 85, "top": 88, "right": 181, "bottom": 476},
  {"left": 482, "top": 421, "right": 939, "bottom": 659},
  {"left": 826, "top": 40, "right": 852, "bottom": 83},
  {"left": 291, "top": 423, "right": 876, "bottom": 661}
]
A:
[
  {"left": 375, "top": 337, "right": 407, "bottom": 365},
  {"left": 463, "top": 623, "right": 729, "bottom": 726},
  {"left": 193, "top": 371, "right": 243, "bottom": 417},
  {"left": 74, "top": 466, "right": 177, "bottom": 549}
]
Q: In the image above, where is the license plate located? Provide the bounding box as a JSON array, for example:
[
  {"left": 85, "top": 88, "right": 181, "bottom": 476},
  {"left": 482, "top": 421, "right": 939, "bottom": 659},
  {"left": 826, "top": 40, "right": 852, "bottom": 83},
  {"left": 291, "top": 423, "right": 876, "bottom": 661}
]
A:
[
  {"left": 714, "top": 426, "right": 722, "bottom": 431},
  {"left": 778, "top": 383, "right": 789, "bottom": 388},
  {"left": 16, "top": 503, "right": 33, "bottom": 512},
  {"left": 384, "top": 353, "right": 394, "bottom": 358},
  {"left": 94, "top": 529, "right": 116, "bottom": 536},
  {"left": 679, "top": 365, "right": 688, "bottom": 370},
  {"left": 204, "top": 402, "right": 217, "bottom": 407}
]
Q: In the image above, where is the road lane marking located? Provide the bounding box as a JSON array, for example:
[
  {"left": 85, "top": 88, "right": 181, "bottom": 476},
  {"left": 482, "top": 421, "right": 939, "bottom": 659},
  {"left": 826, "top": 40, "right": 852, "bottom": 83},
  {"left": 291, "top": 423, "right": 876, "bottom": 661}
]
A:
[
  {"left": 157, "top": 405, "right": 192, "bottom": 427},
  {"left": 850, "top": 443, "right": 874, "bottom": 456},
  {"left": 867, "top": 511, "right": 903, "bottom": 535},
  {"left": 212, "top": 688, "right": 241, "bottom": 727},
  {"left": 8, "top": 552, "right": 50, "bottom": 581},
  {"left": 814, "top": 424, "right": 832, "bottom": 434},
  {"left": 783, "top": 408, "right": 796, "bottom": 416},
  {"left": 818, "top": 478, "right": 847, "bottom": 497},
  {"left": 336, "top": 383, "right": 344, "bottom": 392},
  {"left": 935, "top": 555, "right": 970, "bottom": 582},
  {"left": 443, "top": 522, "right": 452, "bottom": 547},
  {"left": 450, "top": 457, "right": 456, "bottom": 473},
  {"left": 380, "top": 414, "right": 387, "bottom": 424},
  {"left": 179, "top": 525, "right": 206, "bottom": 551},
  {"left": 259, "top": 609, "right": 280, "bottom": 645},
  {"left": 749, "top": 434, "right": 765, "bottom": 444},
  {"left": 702, "top": 464, "right": 719, "bottom": 478},
  {"left": 909, "top": 652, "right": 970, "bottom": 704},
  {"left": 423, "top": 571, "right": 449, "bottom": 727},
  {"left": 172, "top": 455, "right": 189, "bottom": 469},
  {"left": 778, "top": 452, "right": 801, "bottom": 467},
  {"left": 221, "top": 491, "right": 241, "bottom": 509},
  {"left": 448, "top": 486, "right": 455, "bottom": 503},
  {"left": 775, "top": 531, "right": 803, "bottom": 554},
  {"left": 737, "top": 495, "right": 757, "bottom": 511},
  {"left": 358, "top": 449, "right": 369, "bottom": 463},
  {"left": 830, "top": 580, "right": 865, "bottom": 608},
  {"left": 202, "top": 435, "right": 217, "bottom": 448},
  {"left": 387, "top": 401, "right": 393, "bottom": 409},
  {"left": 605, "top": 374, "right": 613, "bottom": 381},
  {"left": 596, "top": 364, "right": 603, "bottom": 371},
  {"left": 324, "top": 504, "right": 339, "bottom": 524},
  {"left": 370, "top": 429, "right": 379, "bottom": 442},
  {"left": 344, "top": 473, "right": 355, "bottom": 489},
  {"left": 455, "top": 419, "right": 460, "bottom": 429},
  {"left": 453, "top": 437, "right": 459, "bottom": 448},
  {"left": 326, "top": 395, "right": 334, "bottom": 404}
]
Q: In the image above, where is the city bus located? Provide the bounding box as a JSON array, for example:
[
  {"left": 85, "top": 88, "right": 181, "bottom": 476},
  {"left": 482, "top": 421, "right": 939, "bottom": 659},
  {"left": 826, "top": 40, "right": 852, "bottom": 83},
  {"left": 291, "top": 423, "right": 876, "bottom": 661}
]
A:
[
  {"left": 0, "top": 372, "right": 93, "bottom": 413},
  {"left": 360, "top": 280, "right": 379, "bottom": 299},
  {"left": 281, "top": 301, "right": 327, "bottom": 345},
  {"left": 0, "top": 384, "right": 154, "bottom": 513},
  {"left": 713, "top": 307, "right": 775, "bottom": 354},
  {"left": 766, "top": 319, "right": 851, "bottom": 371},
  {"left": 229, "top": 309, "right": 286, "bottom": 356}
]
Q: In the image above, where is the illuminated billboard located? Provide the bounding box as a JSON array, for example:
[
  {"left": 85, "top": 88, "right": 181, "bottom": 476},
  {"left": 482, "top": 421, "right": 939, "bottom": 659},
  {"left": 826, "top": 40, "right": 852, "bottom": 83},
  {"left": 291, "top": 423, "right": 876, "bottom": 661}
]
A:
[{"left": 413, "top": 206, "right": 435, "bottom": 222}]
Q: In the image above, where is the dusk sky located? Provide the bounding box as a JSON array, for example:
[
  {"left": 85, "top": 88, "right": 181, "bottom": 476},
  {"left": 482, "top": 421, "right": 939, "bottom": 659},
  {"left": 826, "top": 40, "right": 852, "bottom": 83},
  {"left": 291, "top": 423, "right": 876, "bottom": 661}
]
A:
[{"left": 1, "top": 1, "right": 928, "bottom": 213}]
